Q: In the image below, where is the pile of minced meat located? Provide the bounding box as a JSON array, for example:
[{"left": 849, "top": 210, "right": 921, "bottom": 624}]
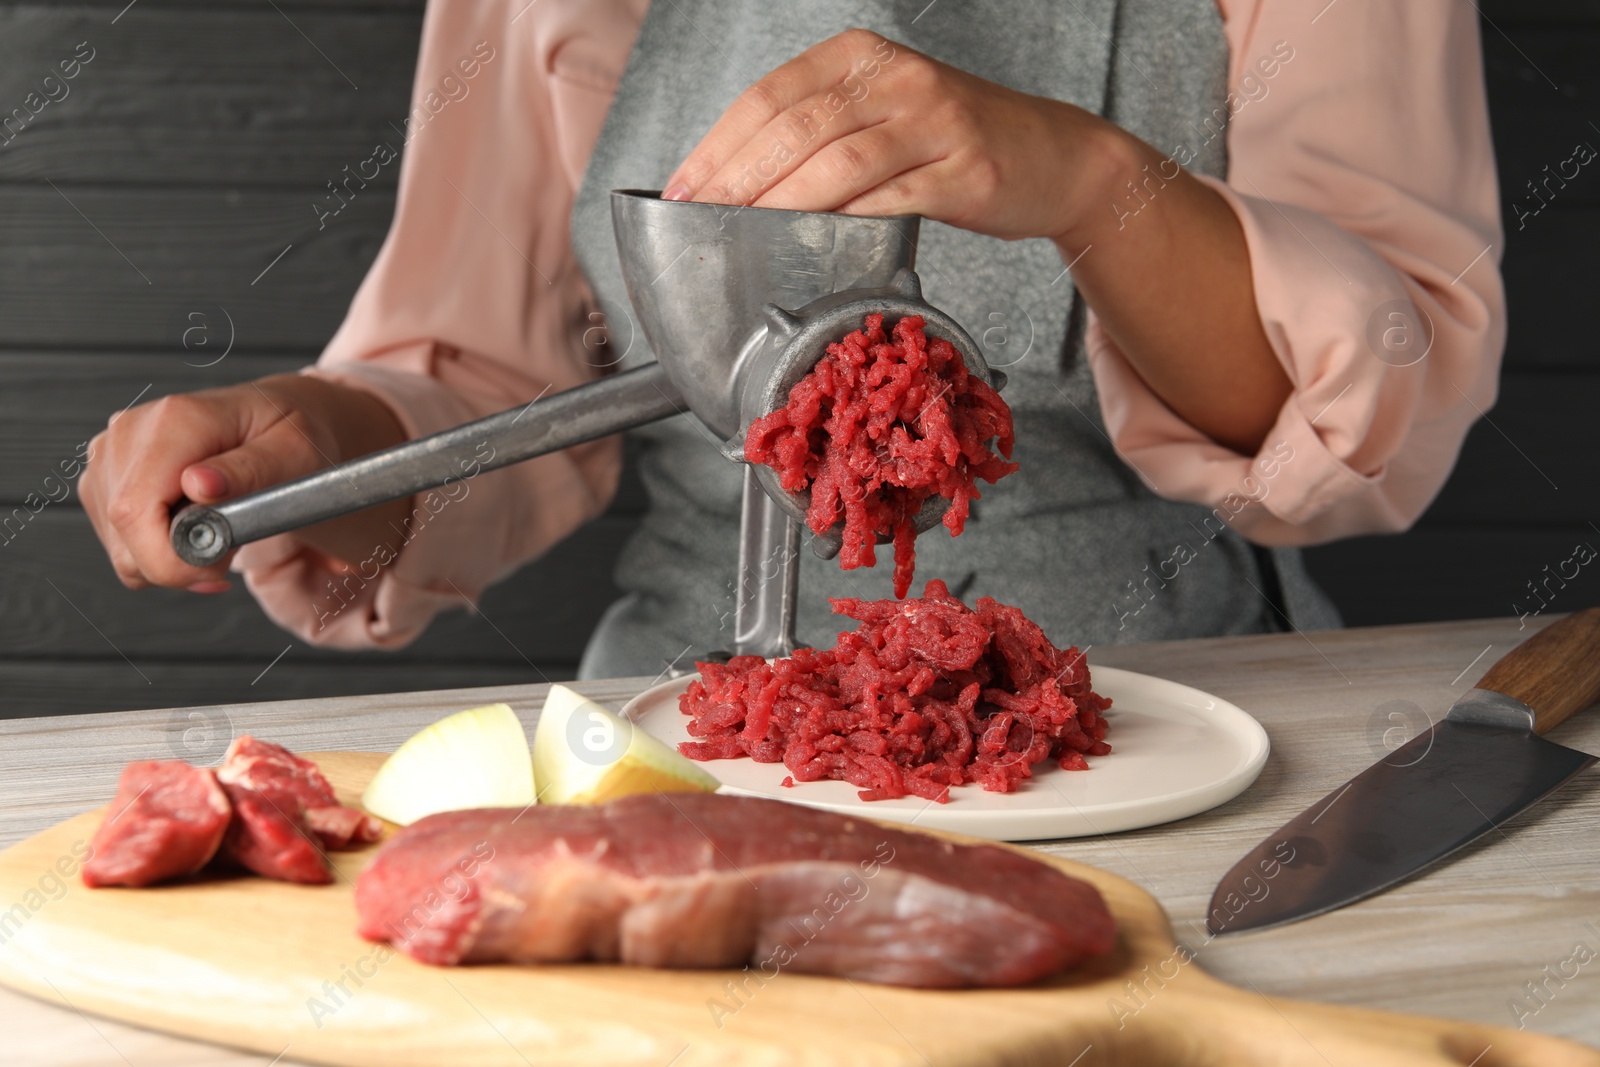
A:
[{"left": 679, "top": 580, "right": 1112, "bottom": 803}]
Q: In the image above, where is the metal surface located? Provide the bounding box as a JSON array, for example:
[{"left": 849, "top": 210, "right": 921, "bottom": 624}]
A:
[
  {"left": 1206, "top": 711, "right": 1596, "bottom": 936},
  {"left": 731, "top": 467, "right": 800, "bottom": 658},
  {"left": 608, "top": 190, "right": 922, "bottom": 440},
  {"left": 1444, "top": 687, "right": 1539, "bottom": 730},
  {"left": 171, "top": 363, "right": 684, "bottom": 567}
]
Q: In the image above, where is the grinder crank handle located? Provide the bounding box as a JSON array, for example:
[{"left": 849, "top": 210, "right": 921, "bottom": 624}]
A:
[{"left": 170, "top": 362, "right": 686, "bottom": 567}]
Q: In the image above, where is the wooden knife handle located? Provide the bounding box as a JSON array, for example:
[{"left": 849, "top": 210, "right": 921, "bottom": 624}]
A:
[{"left": 1474, "top": 607, "right": 1600, "bottom": 734}]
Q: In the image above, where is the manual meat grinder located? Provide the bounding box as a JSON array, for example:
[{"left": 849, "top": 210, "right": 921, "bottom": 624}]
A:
[{"left": 171, "top": 192, "right": 1006, "bottom": 662}]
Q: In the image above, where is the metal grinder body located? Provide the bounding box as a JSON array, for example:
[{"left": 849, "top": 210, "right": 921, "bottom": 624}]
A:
[{"left": 171, "top": 191, "right": 1005, "bottom": 662}]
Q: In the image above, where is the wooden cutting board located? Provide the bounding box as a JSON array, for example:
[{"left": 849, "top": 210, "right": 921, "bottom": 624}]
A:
[{"left": 0, "top": 752, "right": 1594, "bottom": 1067}]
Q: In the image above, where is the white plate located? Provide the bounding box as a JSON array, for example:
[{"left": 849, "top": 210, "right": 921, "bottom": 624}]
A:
[{"left": 620, "top": 665, "right": 1269, "bottom": 842}]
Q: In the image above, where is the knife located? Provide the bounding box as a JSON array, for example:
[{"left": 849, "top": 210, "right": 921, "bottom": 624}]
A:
[{"left": 1207, "top": 607, "right": 1600, "bottom": 936}]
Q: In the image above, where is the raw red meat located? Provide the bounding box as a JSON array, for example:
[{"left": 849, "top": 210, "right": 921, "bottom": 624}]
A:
[
  {"left": 354, "top": 793, "right": 1115, "bottom": 987},
  {"left": 84, "top": 738, "right": 379, "bottom": 890},
  {"left": 81, "top": 761, "right": 231, "bottom": 888},
  {"left": 745, "top": 313, "right": 1017, "bottom": 597},
  {"left": 306, "top": 806, "right": 381, "bottom": 850},
  {"left": 218, "top": 736, "right": 381, "bottom": 848},
  {"left": 679, "top": 579, "right": 1111, "bottom": 803},
  {"left": 217, "top": 780, "right": 333, "bottom": 885}
]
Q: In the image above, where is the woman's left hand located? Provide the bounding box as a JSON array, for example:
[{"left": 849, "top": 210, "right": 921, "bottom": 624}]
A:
[{"left": 662, "top": 29, "right": 1118, "bottom": 246}]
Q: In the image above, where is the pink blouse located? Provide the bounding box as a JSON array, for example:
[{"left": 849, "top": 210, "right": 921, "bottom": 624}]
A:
[{"left": 234, "top": 0, "right": 1504, "bottom": 650}]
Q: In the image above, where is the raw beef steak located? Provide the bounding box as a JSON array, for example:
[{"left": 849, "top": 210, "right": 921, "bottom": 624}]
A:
[{"left": 355, "top": 793, "right": 1115, "bottom": 987}]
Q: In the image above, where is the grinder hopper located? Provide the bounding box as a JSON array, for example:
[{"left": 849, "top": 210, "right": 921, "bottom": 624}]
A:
[{"left": 171, "top": 191, "right": 1004, "bottom": 666}]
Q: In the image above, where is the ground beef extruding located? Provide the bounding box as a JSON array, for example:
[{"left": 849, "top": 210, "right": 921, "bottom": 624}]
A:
[
  {"left": 744, "top": 313, "right": 1018, "bottom": 598},
  {"left": 678, "top": 580, "right": 1111, "bottom": 803}
]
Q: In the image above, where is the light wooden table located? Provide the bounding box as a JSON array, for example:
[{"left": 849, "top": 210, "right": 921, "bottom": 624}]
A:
[{"left": 3, "top": 615, "right": 1597, "bottom": 1065}]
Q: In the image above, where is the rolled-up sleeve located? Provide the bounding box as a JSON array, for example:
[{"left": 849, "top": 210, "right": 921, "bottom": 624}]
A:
[
  {"left": 234, "top": 0, "right": 640, "bottom": 648},
  {"left": 1086, "top": 0, "right": 1505, "bottom": 545}
]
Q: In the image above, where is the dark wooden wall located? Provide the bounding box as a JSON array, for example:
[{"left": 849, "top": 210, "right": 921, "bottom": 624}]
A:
[
  {"left": 0, "top": 0, "right": 640, "bottom": 717},
  {"left": 0, "top": 1, "right": 1593, "bottom": 718}
]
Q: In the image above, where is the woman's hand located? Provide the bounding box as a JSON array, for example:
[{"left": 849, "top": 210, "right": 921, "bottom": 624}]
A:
[
  {"left": 661, "top": 29, "right": 1119, "bottom": 245},
  {"left": 666, "top": 29, "right": 1291, "bottom": 455},
  {"left": 79, "top": 375, "right": 410, "bottom": 592}
]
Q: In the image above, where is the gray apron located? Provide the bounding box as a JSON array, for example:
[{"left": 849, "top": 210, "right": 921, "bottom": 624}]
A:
[{"left": 571, "top": 0, "right": 1339, "bottom": 678}]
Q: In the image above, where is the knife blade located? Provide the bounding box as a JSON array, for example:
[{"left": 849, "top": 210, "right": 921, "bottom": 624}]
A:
[{"left": 1207, "top": 607, "right": 1600, "bottom": 936}]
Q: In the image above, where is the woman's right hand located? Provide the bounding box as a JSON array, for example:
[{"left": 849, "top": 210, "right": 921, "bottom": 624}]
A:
[{"left": 80, "top": 374, "right": 409, "bottom": 592}]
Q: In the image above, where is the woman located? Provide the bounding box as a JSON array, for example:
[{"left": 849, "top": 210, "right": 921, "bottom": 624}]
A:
[{"left": 80, "top": 0, "right": 1503, "bottom": 678}]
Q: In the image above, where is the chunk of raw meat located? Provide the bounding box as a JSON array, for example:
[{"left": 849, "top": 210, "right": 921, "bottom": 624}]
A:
[
  {"left": 217, "top": 780, "right": 332, "bottom": 885},
  {"left": 355, "top": 793, "right": 1115, "bottom": 987},
  {"left": 82, "top": 761, "right": 230, "bottom": 888},
  {"left": 306, "top": 806, "right": 381, "bottom": 849},
  {"left": 218, "top": 736, "right": 381, "bottom": 848}
]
